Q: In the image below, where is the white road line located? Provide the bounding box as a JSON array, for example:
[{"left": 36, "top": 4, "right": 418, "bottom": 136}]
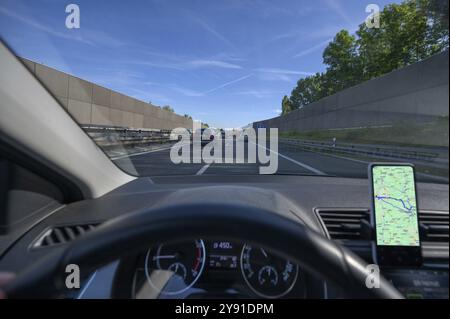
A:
[
  {"left": 196, "top": 164, "right": 211, "bottom": 175},
  {"left": 111, "top": 143, "right": 189, "bottom": 160},
  {"left": 252, "top": 141, "right": 325, "bottom": 175}
]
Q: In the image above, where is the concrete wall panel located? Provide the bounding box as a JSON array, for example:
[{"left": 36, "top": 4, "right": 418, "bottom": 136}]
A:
[
  {"left": 35, "top": 64, "right": 69, "bottom": 99},
  {"left": 119, "top": 94, "right": 135, "bottom": 113},
  {"left": 110, "top": 91, "right": 122, "bottom": 109},
  {"left": 92, "top": 104, "right": 111, "bottom": 126},
  {"left": 133, "top": 113, "right": 144, "bottom": 128},
  {"left": 68, "top": 99, "right": 91, "bottom": 125},
  {"left": 69, "top": 76, "right": 92, "bottom": 103},
  {"left": 254, "top": 51, "right": 449, "bottom": 132},
  {"left": 21, "top": 57, "right": 194, "bottom": 130},
  {"left": 92, "top": 85, "right": 111, "bottom": 107},
  {"left": 110, "top": 108, "right": 125, "bottom": 127}
]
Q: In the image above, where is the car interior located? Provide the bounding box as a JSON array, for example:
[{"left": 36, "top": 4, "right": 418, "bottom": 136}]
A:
[
  {"left": 0, "top": 41, "right": 448, "bottom": 299},
  {"left": 0, "top": 40, "right": 448, "bottom": 298}
]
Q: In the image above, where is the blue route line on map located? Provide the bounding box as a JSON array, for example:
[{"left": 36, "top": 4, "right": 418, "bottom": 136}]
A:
[{"left": 375, "top": 195, "right": 415, "bottom": 215}]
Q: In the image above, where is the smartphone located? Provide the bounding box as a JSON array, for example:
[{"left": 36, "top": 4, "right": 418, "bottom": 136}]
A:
[{"left": 369, "top": 163, "right": 422, "bottom": 267}]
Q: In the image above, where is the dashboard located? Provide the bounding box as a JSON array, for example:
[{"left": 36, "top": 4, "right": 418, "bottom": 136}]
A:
[
  {"left": 114, "top": 239, "right": 322, "bottom": 299},
  {"left": 0, "top": 175, "right": 447, "bottom": 299}
]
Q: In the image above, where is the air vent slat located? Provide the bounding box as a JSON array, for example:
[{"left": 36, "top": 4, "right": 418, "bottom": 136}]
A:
[
  {"left": 317, "top": 209, "right": 449, "bottom": 243},
  {"left": 43, "top": 235, "right": 55, "bottom": 246},
  {"left": 33, "top": 223, "right": 99, "bottom": 249},
  {"left": 64, "top": 226, "right": 77, "bottom": 241},
  {"left": 76, "top": 225, "right": 87, "bottom": 235},
  {"left": 420, "top": 211, "right": 449, "bottom": 242},
  {"left": 317, "top": 209, "right": 369, "bottom": 241},
  {"left": 52, "top": 228, "right": 67, "bottom": 244}
]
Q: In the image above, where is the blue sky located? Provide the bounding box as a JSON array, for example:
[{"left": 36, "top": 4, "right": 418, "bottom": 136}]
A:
[{"left": 0, "top": 0, "right": 399, "bottom": 128}]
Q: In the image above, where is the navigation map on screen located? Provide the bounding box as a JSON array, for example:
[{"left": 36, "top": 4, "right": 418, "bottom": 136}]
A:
[{"left": 372, "top": 165, "right": 420, "bottom": 247}]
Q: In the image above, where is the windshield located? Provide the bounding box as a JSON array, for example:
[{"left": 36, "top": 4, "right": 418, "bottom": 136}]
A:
[{"left": 1, "top": 0, "right": 448, "bottom": 182}]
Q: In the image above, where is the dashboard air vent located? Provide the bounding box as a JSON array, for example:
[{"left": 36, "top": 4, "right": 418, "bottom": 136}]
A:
[
  {"left": 317, "top": 209, "right": 449, "bottom": 243},
  {"left": 32, "top": 223, "right": 99, "bottom": 248},
  {"left": 419, "top": 211, "right": 449, "bottom": 243},
  {"left": 316, "top": 208, "right": 370, "bottom": 240}
]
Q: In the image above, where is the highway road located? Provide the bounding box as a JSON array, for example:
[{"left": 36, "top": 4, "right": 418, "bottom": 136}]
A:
[{"left": 112, "top": 139, "right": 446, "bottom": 183}]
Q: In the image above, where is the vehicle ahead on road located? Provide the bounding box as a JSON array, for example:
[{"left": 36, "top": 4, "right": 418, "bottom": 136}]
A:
[{"left": 0, "top": 0, "right": 448, "bottom": 301}]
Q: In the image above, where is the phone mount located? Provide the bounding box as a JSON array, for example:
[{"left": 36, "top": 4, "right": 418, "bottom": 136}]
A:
[{"left": 360, "top": 218, "right": 374, "bottom": 240}]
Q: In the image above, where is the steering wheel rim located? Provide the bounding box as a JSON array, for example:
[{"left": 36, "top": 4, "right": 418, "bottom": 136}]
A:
[{"left": 4, "top": 202, "right": 403, "bottom": 299}]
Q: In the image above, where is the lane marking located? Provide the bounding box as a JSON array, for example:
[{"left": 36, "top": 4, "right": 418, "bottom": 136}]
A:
[
  {"left": 196, "top": 164, "right": 211, "bottom": 175},
  {"left": 252, "top": 142, "right": 325, "bottom": 175},
  {"left": 111, "top": 143, "right": 189, "bottom": 160}
]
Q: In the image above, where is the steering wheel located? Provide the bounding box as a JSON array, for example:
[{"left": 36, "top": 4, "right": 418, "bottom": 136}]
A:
[{"left": 4, "top": 201, "right": 403, "bottom": 299}]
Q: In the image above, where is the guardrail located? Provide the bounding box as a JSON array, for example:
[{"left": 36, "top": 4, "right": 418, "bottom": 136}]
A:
[
  {"left": 280, "top": 138, "right": 440, "bottom": 162},
  {"left": 81, "top": 125, "right": 173, "bottom": 149}
]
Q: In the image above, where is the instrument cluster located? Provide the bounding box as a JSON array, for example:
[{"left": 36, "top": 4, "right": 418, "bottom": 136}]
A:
[{"left": 131, "top": 239, "right": 305, "bottom": 299}]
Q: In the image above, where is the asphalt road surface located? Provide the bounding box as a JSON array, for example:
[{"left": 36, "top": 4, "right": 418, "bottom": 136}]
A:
[{"left": 112, "top": 139, "right": 444, "bottom": 183}]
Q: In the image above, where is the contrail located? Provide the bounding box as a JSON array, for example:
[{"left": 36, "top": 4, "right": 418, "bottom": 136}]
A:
[
  {"left": 293, "top": 38, "right": 332, "bottom": 58},
  {"left": 204, "top": 74, "right": 253, "bottom": 94}
]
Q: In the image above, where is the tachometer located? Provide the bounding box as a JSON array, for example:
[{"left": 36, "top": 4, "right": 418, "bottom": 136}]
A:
[
  {"left": 144, "top": 239, "right": 206, "bottom": 295},
  {"left": 240, "top": 244, "right": 298, "bottom": 298}
]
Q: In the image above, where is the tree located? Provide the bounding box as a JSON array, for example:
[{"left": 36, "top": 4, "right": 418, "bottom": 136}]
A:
[
  {"left": 162, "top": 105, "right": 175, "bottom": 113},
  {"left": 281, "top": 95, "right": 294, "bottom": 114},
  {"left": 323, "top": 30, "right": 361, "bottom": 93},
  {"left": 290, "top": 73, "right": 327, "bottom": 109},
  {"left": 184, "top": 114, "right": 192, "bottom": 119},
  {"left": 356, "top": 0, "right": 449, "bottom": 80},
  {"left": 286, "top": 0, "right": 449, "bottom": 109}
]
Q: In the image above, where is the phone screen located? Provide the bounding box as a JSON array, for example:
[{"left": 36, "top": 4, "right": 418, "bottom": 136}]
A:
[{"left": 372, "top": 165, "right": 420, "bottom": 247}]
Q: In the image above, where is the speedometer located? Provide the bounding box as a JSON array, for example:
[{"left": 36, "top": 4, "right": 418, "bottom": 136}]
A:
[
  {"left": 144, "top": 239, "right": 206, "bottom": 295},
  {"left": 240, "top": 244, "right": 298, "bottom": 298}
]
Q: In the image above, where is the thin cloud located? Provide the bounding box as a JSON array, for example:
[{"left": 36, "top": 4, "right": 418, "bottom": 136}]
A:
[
  {"left": 0, "top": 6, "right": 92, "bottom": 45},
  {"left": 255, "top": 68, "right": 313, "bottom": 82},
  {"left": 187, "top": 60, "right": 242, "bottom": 69},
  {"left": 258, "top": 73, "right": 292, "bottom": 82},
  {"left": 255, "top": 68, "right": 314, "bottom": 76},
  {"left": 191, "top": 16, "right": 237, "bottom": 51},
  {"left": 171, "top": 74, "right": 253, "bottom": 97},
  {"left": 170, "top": 85, "right": 204, "bottom": 97},
  {"left": 323, "top": 0, "right": 353, "bottom": 25},
  {"left": 235, "top": 90, "right": 278, "bottom": 98},
  {"left": 293, "top": 38, "right": 332, "bottom": 58},
  {"left": 125, "top": 58, "right": 242, "bottom": 71},
  {"left": 0, "top": 6, "right": 125, "bottom": 47},
  {"left": 128, "top": 88, "right": 173, "bottom": 105}
]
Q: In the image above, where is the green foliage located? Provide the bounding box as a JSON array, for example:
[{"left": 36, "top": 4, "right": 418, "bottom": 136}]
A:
[
  {"left": 162, "top": 105, "right": 175, "bottom": 113},
  {"left": 290, "top": 73, "right": 327, "bottom": 109},
  {"left": 281, "top": 95, "right": 294, "bottom": 114},
  {"left": 323, "top": 30, "right": 361, "bottom": 93},
  {"left": 284, "top": 0, "right": 449, "bottom": 114}
]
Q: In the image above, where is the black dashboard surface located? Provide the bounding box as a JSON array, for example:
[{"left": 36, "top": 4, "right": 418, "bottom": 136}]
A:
[{"left": 0, "top": 175, "right": 448, "bottom": 298}]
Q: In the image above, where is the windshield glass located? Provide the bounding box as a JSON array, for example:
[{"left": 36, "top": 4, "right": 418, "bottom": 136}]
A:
[{"left": 1, "top": 0, "right": 448, "bottom": 182}]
